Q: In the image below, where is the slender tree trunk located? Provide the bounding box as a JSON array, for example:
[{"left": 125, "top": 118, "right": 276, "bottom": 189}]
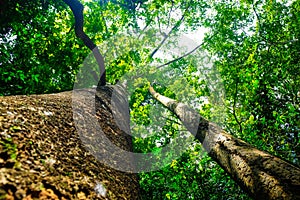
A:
[{"left": 149, "top": 86, "right": 300, "bottom": 200}]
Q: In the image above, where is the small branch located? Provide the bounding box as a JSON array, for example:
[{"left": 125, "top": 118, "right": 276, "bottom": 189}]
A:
[
  {"left": 148, "top": 4, "right": 189, "bottom": 59},
  {"left": 157, "top": 15, "right": 165, "bottom": 37},
  {"left": 100, "top": 10, "right": 109, "bottom": 36},
  {"left": 252, "top": 1, "right": 268, "bottom": 42},
  {"left": 166, "top": 2, "right": 174, "bottom": 28},
  {"left": 162, "top": 115, "right": 181, "bottom": 125},
  {"left": 156, "top": 39, "right": 204, "bottom": 69},
  {"left": 252, "top": 2, "right": 261, "bottom": 30},
  {"left": 156, "top": 31, "right": 217, "bottom": 69},
  {"left": 138, "top": 17, "right": 154, "bottom": 39},
  {"left": 269, "top": 38, "right": 299, "bottom": 46},
  {"left": 232, "top": 78, "right": 243, "bottom": 134}
]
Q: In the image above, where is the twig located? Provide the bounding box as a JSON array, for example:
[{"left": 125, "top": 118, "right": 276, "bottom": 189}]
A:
[
  {"left": 156, "top": 39, "right": 204, "bottom": 69},
  {"left": 148, "top": 3, "right": 190, "bottom": 59},
  {"left": 232, "top": 77, "right": 243, "bottom": 135}
]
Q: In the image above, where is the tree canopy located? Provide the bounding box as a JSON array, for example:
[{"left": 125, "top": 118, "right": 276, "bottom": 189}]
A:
[{"left": 1, "top": 0, "right": 299, "bottom": 199}]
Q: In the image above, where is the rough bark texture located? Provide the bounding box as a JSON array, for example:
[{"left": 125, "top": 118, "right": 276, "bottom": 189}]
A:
[
  {"left": 0, "top": 87, "right": 140, "bottom": 199},
  {"left": 149, "top": 86, "right": 300, "bottom": 200},
  {"left": 73, "top": 85, "right": 138, "bottom": 173}
]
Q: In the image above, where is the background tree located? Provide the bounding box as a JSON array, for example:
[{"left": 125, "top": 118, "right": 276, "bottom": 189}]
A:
[{"left": 203, "top": 0, "right": 300, "bottom": 166}]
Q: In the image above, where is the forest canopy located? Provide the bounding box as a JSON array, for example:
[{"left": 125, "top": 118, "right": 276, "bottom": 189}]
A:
[{"left": 0, "top": 0, "right": 299, "bottom": 199}]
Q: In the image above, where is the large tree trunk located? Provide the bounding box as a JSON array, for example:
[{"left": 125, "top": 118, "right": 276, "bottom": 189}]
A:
[
  {"left": 0, "top": 86, "right": 140, "bottom": 199},
  {"left": 149, "top": 86, "right": 300, "bottom": 200}
]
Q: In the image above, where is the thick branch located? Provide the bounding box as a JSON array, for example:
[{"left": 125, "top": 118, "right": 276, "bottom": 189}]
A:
[
  {"left": 62, "top": 0, "right": 106, "bottom": 86},
  {"left": 149, "top": 85, "right": 300, "bottom": 200}
]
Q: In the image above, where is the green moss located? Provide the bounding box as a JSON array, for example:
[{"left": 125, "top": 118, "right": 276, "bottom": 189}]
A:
[{"left": 1, "top": 138, "right": 18, "bottom": 160}]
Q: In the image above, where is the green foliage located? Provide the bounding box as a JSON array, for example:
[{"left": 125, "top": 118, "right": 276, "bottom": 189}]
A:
[
  {"left": 0, "top": 138, "right": 18, "bottom": 161},
  {"left": 139, "top": 148, "right": 251, "bottom": 200},
  {"left": 204, "top": 0, "right": 300, "bottom": 165},
  {"left": 0, "top": 2, "right": 89, "bottom": 95},
  {"left": 1, "top": 0, "right": 299, "bottom": 199}
]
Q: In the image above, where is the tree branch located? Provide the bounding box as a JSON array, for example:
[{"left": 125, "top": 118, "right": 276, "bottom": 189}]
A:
[
  {"left": 62, "top": 0, "right": 106, "bottom": 86},
  {"left": 148, "top": 4, "right": 190, "bottom": 60},
  {"left": 137, "top": 16, "right": 154, "bottom": 39},
  {"left": 232, "top": 77, "right": 243, "bottom": 135},
  {"left": 100, "top": 10, "right": 109, "bottom": 36},
  {"left": 156, "top": 39, "right": 204, "bottom": 69}
]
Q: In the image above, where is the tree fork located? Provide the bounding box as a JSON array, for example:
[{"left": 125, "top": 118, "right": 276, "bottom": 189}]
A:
[
  {"left": 62, "top": 0, "right": 106, "bottom": 86},
  {"left": 149, "top": 85, "right": 300, "bottom": 200}
]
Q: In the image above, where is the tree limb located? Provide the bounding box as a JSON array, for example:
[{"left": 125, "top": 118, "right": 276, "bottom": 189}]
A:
[{"left": 62, "top": 0, "right": 106, "bottom": 86}]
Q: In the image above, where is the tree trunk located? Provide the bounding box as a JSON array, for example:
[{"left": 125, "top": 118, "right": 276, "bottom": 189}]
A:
[
  {"left": 0, "top": 86, "right": 140, "bottom": 199},
  {"left": 149, "top": 86, "right": 300, "bottom": 200}
]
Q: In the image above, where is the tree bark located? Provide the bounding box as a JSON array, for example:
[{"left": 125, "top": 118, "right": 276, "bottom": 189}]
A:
[
  {"left": 0, "top": 87, "right": 140, "bottom": 199},
  {"left": 149, "top": 86, "right": 300, "bottom": 200},
  {"left": 72, "top": 85, "right": 141, "bottom": 197}
]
